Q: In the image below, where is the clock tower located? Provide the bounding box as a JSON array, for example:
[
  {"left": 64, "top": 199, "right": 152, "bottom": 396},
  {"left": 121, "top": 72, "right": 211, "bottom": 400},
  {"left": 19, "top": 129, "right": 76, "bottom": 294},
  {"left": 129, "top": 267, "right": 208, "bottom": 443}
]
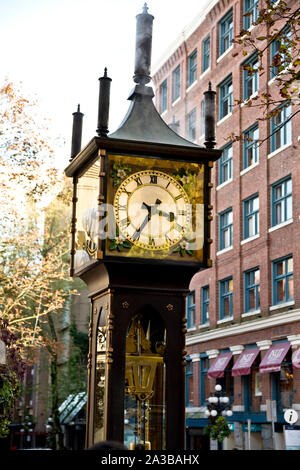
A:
[{"left": 65, "top": 4, "right": 221, "bottom": 450}]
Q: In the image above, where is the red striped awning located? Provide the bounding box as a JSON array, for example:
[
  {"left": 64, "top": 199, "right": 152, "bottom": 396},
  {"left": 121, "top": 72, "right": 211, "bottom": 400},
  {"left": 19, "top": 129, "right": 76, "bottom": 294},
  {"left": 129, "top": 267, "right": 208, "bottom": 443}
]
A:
[
  {"left": 207, "top": 352, "right": 232, "bottom": 379},
  {"left": 232, "top": 348, "right": 259, "bottom": 376},
  {"left": 259, "top": 342, "right": 290, "bottom": 374}
]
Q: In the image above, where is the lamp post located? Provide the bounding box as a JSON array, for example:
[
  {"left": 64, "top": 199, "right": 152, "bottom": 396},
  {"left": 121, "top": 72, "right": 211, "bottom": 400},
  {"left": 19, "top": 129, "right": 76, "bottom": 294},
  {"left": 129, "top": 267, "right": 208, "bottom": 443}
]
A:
[
  {"left": 204, "top": 384, "right": 233, "bottom": 450},
  {"left": 45, "top": 415, "right": 53, "bottom": 448}
]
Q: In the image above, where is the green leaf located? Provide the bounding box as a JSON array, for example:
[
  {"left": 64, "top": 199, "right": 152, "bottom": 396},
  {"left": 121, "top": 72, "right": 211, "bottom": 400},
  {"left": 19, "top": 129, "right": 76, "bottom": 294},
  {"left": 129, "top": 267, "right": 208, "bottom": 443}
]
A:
[
  {"left": 172, "top": 245, "right": 181, "bottom": 253},
  {"left": 109, "top": 242, "right": 117, "bottom": 250},
  {"left": 122, "top": 241, "right": 132, "bottom": 248},
  {"left": 186, "top": 250, "right": 194, "bottom": 256},
  {"left": 117, "top": 244, "right": 123, "bottom": 252},
  {"left": 180, "top": 249, "right": 186, "bottom": 257}
]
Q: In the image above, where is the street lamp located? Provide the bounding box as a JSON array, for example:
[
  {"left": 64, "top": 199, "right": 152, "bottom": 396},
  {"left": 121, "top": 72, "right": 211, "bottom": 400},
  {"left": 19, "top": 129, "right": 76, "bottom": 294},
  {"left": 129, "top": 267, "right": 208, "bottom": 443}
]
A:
[
  {"left": 205, "top": 384, "right": 233, "bottom": 418},
  {"left": 204, "top": 384, "right": 232, "bottom": 449}
]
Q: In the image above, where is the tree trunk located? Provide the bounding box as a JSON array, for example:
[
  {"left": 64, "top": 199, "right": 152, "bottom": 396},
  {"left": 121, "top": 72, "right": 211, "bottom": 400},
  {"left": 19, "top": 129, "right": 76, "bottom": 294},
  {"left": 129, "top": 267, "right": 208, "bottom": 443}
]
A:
[{"left": 47, "top": 313, "right": 64, "bottom": 450}]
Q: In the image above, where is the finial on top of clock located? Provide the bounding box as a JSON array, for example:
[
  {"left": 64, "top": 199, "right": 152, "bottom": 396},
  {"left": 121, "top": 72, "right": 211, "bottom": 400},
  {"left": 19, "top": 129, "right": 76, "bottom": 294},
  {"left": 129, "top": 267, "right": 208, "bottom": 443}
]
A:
[
  {"left": 70, "top": 103, "right": 84, "bottom": 161},
  {"left": 133, "top": 3, "right": 154, "bottom": 86}
]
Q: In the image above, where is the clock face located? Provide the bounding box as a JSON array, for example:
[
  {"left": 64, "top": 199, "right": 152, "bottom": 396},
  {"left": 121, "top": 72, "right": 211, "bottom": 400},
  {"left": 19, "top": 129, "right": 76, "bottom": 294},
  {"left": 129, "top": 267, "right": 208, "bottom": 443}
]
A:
[{"left": 114, "top": 170, "right": 191, "bottom": 251}]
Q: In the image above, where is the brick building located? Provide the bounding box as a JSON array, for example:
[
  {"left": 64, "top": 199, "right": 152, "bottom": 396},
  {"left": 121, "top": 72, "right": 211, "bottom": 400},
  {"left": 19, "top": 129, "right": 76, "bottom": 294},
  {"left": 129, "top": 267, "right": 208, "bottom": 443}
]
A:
[{"left": 152, "top": 0, "right": 300, "bottom": 450}]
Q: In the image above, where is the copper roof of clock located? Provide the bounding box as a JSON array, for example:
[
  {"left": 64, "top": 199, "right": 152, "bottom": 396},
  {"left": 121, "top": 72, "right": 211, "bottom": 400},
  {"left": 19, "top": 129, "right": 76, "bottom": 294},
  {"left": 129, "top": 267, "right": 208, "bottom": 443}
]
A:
[{"left": 109, "top": 84, "right": 201, "bottom": 148}]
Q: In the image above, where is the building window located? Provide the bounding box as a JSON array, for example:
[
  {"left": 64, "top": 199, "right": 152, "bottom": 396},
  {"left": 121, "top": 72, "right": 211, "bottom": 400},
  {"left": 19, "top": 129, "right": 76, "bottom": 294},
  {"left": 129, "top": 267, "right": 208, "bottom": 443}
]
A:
[
  {"left": 172, "top": 65, "right": 180, "bottom": 102},
  {"left": 185, "top": 358, "right": 194, "bottom": 406},
  {"left": 187, "top": 291, "right": 196, "bottom": 328},
  {"left": 244, "top": 268, "right": 260, "bottom": 312},
  {"left": 243, "top": 124, "right": 259, "bottom": 169},
  {"left": 243, "top": 0, "right": 258, "bottom": 30},
  {"left": 202, "top": 35, "right": 210, "bottom": 72},
  {"left": 219, "top": 75, "right": 233, "bottom": 119},
  {"left": 201, "top": 286, "right": 209, "bottom": 324},
  {"left": 243, "top": 194, "right": 259, "bottom": 239},
  {"left": 188, "top": 49, "right": 197, "bottom": 86},
  {"left": 270, "top": 102, "right": 292, "bottom": 153},
  {"left": 200, "top": 356, "right": 209, "bottom": 405},
  {"left": 219, "top": 208, "right": 233, "bottom": 250},
  {"left": 272, "top": 256, "right": 293, "bottom": 305},
  {"left": 243, "top": 53, "right": 259, "bottom": 100},
  {"left": 219, "top": 144, "right": 232, "bottom": 184},
  {"left": 187, "top": 108, "right": 196, "bottom": 142},
  {"left": 220, "top": 278, "right": 233, "bottom": 319},
  {"left": 271, "top": 176, "right": 292, "bottom": 226},
  {"left": 270, "top": 26, "right": 291, "bottom": 79},
  {"left": 160, "top": 79, "right": 167, "bottom": 113},
  {"left": 219, "top": 9, "right": 233, "bottom": 56}
]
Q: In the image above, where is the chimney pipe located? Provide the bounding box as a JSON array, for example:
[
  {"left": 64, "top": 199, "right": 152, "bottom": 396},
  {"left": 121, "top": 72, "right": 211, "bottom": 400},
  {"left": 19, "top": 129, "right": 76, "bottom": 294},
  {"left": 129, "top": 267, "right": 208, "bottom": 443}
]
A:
[
  {"left": 70, "top": 104, "right": 84, "bottom": 161},
  {"left": 203, "top": 82, "right": 216, "bottom": 149},
  {"left": 97, "top": 67, "right": 112, "bottom": 137},
  {"left": 133, "top": 3, "right": 154, "bottom": 85}
]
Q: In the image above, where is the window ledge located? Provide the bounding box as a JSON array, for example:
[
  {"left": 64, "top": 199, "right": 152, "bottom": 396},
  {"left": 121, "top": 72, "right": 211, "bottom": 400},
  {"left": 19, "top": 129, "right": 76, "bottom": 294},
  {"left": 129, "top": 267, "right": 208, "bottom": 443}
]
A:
[
  {"left": 241, "top": 234, "right": 260, "bottom": 245},
  {"left": 187, "top": 326, "right": 197, "bottom": 332},
  {"left": 172, "top": 97, "right": 181, "bottom": 107},
  {"left": 270, "top": 301, "right": 295, "bottom": 311},
  {"left": 198, "top": 322, "right": 210, "bottom": 329},
  {"left": 217, "top": 45, "right": 234, "bottom": 63},
  {"left": 267, "top": 143, "right": 292, "bottom": 159},
  {"left": 240, "top": 161, "right": 259, "bottom": 176},
  {"left": 216, "top": 246, "right": 233, "bottom": 256},
  {"left": 268, "top": 218, "right": 293, "bottom": 233},
  {"left": 199, "top": 68, "right": 210, "bottom": 80},
  {"left": 186, "top": 80, "right": 198, "bottom": 93},
  {"left": 241, "top": 309, "right": 261, "bottom": 318},
  {"left": 217, "top": 316, "right": 233, "bottom": 325},
  {"left": 198, "top": 134, "right": 205, "bottom": 142},
  {"left": 160, "top": 109, "right": 168, "bottom": 118},
  {"left": 240, "top": 91, "right": 258, "bottom": 107},
  {"left": 217, "top": 112, "right": 232, "bottom": 126},
  {"left": 216, "top": 178, "right": 233, "bottom": 191}
]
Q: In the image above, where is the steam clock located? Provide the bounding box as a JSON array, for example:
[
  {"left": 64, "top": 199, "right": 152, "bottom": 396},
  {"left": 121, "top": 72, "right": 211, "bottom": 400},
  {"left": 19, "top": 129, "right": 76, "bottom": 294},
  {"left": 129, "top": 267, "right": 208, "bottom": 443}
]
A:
[{"left": 65, "top": 5, "right": 221, "bottom": 450}]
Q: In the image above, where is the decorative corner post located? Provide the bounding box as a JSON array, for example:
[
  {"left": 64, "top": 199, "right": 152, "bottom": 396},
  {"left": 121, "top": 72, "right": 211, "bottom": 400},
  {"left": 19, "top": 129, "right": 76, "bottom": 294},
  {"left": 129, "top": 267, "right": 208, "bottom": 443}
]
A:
[
  {"left": 204, "top": 82, "right": 216, "bottom": 149},
  {"left": 96, "top": 68, "right": 112, "bottom": 137}
]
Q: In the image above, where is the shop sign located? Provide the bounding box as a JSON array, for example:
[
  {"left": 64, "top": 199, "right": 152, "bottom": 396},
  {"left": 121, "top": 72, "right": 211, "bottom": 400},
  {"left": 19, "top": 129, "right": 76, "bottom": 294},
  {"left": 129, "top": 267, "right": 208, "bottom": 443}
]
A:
[
  {"left": 284, "top": 425, "right": 300, "bottom": 450},
  {"left": 243, "top": 424, "right": 262, "bottom": 432}
]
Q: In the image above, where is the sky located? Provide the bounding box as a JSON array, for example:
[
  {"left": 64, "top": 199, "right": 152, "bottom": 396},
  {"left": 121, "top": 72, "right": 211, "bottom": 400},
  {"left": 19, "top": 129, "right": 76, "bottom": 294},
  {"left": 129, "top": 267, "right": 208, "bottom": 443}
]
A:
[{"left": 0, "top": 0, "right": 207, "bottom": 169}]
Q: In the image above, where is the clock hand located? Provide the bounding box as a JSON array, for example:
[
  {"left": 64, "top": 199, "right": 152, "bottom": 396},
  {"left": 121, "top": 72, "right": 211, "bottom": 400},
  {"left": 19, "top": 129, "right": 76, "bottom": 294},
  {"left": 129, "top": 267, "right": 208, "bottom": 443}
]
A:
[{"left": 132, "top": 211, "right": 152, "bottom": 241}]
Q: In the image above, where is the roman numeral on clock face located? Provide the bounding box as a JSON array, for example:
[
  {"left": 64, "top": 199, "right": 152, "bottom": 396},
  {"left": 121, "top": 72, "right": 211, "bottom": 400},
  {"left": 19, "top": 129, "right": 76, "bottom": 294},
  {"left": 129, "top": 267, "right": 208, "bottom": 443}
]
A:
[
  {"left": 134, "top": 176, "right": 143, "bottom": 186},
  {"left": 119, "top": 218, "right": 129, "bottom": 228},
  {"left": 150, "top": 175, "right": 158, "bottom": 184}
]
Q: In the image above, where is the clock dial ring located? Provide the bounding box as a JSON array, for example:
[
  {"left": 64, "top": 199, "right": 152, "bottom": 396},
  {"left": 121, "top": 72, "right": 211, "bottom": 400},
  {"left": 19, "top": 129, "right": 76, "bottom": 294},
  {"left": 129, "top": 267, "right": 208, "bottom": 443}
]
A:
[{"left": 113, "top": 170, "right": 191, "bottom": 251}]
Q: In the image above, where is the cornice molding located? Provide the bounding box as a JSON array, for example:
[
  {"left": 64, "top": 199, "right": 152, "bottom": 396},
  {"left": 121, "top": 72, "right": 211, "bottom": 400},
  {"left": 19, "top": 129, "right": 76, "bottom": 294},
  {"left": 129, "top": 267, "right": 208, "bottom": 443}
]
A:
[{"left": 186, "top": 309, "right": 300, "bottom": 346}]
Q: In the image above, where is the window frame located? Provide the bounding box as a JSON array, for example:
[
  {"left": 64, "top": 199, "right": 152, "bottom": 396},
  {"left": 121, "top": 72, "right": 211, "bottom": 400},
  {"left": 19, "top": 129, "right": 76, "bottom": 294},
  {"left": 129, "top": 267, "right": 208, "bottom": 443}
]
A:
[
  {"left": 271, "top": 175, "right": 292, "bottom": 227},
  {"left": 243, "top": 193, "right": 259, "bottom": 239},
  {"left": 185, "top": 358, "right": 194, "bottom": 407},
  {"left": 201, "top": 286, "right": 209, "bottom": 324},
  {"left": 243, "top": 0, "right": 258, "bottom": 30},
  {"left": 270, "top": 102, "right": 292, "bottom": 153},
  {"left": 202, "top": 35, "right": 210, "bottom": 72},
  {"left": 172, "top": 65, "right": 180, "bottom": 102},
  {"left": 219, "top": 208, "right": 233, "bottom": 251},
  {"left": 243, "top": 53, "right": 259, "bottom": 100},
  {"left": 219, "top": 143, "right": 233, "bottom": 184},
  {"left": 270, "top": 26, "right": 291, "bottom": 79},
  {"left": 219, "top": 277, "right": 233, "bottom": 319},
  {"left": 187, "top": 108, "right": 197, "bottom": 142},
  {"left": 244, "top": 267, "right": 260, "bottom": 313},
  {"left": 219, "top": 9, "right": 233, "bottom": 56},
  {"left": 160, "top": 79, "right": 168, "bottom": 113},
  {"left": 243, "top": 123, "right": 259, "bottom": 169},
  {"left": 272, "top": 255, "right": 294, "bottom": 305},
  {"left": 219, "top": 75, "right": 233, "bottom": 120},
  {"left": 188, "top": 49, "right": 197, "bottom": 87},
  {"left": 187, "top": 290, "right": 196, "bottom": 328}
]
